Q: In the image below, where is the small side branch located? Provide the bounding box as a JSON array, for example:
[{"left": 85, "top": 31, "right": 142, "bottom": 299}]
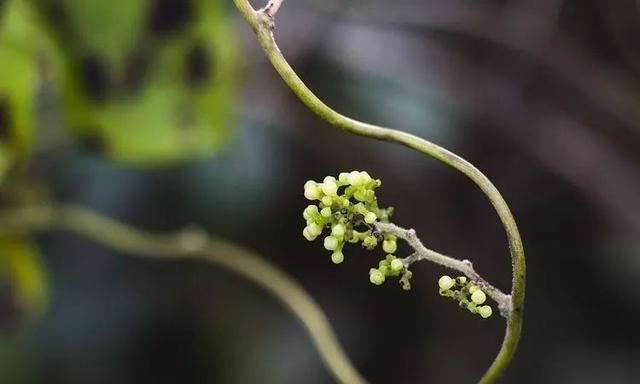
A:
[
  {"left": 261, "top": 0, "right": 284, "bottom": 18},
  {"left": 375, "top": 222, "right": 512, "bottom": 317}
]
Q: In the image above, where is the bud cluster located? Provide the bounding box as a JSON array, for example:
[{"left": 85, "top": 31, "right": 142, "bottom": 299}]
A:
[
  {"left": 438, "top": 275, "right": 493, "bottom": 318},
  {"left": 302, "top": 171, "right": 394, "bottom": 263},
  {"left": 368, "top": 254, "right": 413, "bottom": 290}
]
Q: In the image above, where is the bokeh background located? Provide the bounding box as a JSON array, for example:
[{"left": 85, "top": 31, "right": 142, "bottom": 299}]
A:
[{"left": 1, "top": 0, "right": 640, "bottom": 383}]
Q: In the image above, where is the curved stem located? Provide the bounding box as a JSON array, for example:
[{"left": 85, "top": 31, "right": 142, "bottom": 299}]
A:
[
  {"left": 233, "top": 1, "right": 525, "bottom": 383},
  {"left": 0, "top": 205, "right": 367, "bottom": 384}
]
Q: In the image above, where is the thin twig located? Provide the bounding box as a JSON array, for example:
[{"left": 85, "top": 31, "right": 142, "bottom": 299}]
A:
[{"left": 375, "top": 222, "right": 512, "bottom": 317}]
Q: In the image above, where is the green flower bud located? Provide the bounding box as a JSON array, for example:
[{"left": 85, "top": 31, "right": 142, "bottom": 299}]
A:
[
  {"left": 353, "top": 190, "right": 367, "bottom": 202},
  {"left": 303, "top": 205, "right": 319, "bottom": 220},
  {"left": 469, "top": 285, "right": 478, "bottom": 294},
  {"left": 303, "top": 227, "right": 315, "bottom": 241},
  {"left": 438, "top": 275, "right": 455, "bottom": 291},
  {"left": 307, "top": 222, "right": 322, "bottom": 237},
  {"left": 331, "top": 224, "right": 346, "bottom": 237},
  {"left": 390, "top": 258, "right": 404, "bottom": 272},
  {"left": 362, "top": 236, "right": 377, "bottom": 249},
  {"left": 457, "top": 276, "right": 467, "bottom": 284},
  {"left": 471, "top": 290, "right": 486, "bottom": 305},
  {"left": 331, "top": 251, "right": 344, "bottom": 264},
  {"left": 382, "top": 239, "right": 397, "bottom": 254},
  {"left": 364, "top": 212, "right": 377, "bottom": 224},
  {"left": 338, "top": 172, "right": 350, "bottom": 184},
  {"left": 369, "top": 268, "right": 385, "bottom": 285},
  {"left": 321, "top": 196, "right": 333, "bottom": 206},
  {"left": 478, "top": 305, "right": 493, "bottom": 319},
  {"left": 320, "top": 207, "right": 332, "bottom": 218},
  {"left": 324, "top": 236, "right": 339, "bottom": 251}
]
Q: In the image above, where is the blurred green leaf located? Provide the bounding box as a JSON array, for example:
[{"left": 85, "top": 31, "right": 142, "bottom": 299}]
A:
[
  {"left": 0, "top": 236, "right": 48, "bottom": 327},
  {"left": 34, "top": 0, "right": 240, "bottom": 166},
  {"left": 0, "top": 0, "right": 41, "bottom": 180}
]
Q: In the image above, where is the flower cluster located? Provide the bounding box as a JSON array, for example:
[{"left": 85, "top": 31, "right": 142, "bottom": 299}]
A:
[
  {"left": 302, "top": 171, "right": 395, "bottom": 262},
  {"left": 438, "top": 275, "right": 493, "bottom": 318},
  {"left": 369, "top": 254, "right": 413, "bottom": 290}
]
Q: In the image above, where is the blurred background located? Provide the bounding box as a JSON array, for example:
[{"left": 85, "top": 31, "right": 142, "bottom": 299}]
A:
[{"left": 1, "top": 0, "right": 640, "bottom": 383}]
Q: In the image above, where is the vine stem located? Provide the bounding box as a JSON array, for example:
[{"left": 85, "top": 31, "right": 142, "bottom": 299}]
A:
[
  {"left": 232, "top": 1, "right": 526, "bottom": 383},
  {"left": 0, "top": 204, "right": 367, "bottom": 384}
]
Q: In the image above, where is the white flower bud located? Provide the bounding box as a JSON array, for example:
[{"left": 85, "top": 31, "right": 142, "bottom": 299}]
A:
[
  {"left": 321, "top": 179, "right": 338, "bottom": 195},
  {"left": 304, "top": 184, "right": 320, "bottom": 200},
  {"left": 321, "top": 196, "right": 333, "bottom": 206},
  {"left": 348, "top": 171, "right": 363, "bottom": 186}
]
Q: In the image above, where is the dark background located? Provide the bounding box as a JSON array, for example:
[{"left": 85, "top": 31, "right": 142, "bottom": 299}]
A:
[{"left": 2, "top": 0, "right": 640, "bottom": 383}]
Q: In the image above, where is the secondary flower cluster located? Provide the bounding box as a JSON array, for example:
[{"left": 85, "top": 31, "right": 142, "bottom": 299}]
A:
[
  {"left": 302, "top": 171, "right": 397, "bottom": 264},
  {"left": 438, "top": 275, "right": 493, "bottom": 318},
  {"left": 369, "top": 254, "right": 413, "bottom": 290}
]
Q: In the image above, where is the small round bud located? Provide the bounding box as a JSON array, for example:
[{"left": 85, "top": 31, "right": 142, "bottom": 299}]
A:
[
  {"left": 478, "top": 305, "right": 493, "bottom": 319},
  {"left": 321, "top": 180, "right": 338, "bottom": 196},
  {"left": 303, "top": 227, "right": 315, "bottom": 241},
  {"left": 303, "top": 205, "right": 319, "bottom": 219},
  {"left": 369, "top": 269, "right": 385, "bottom": 285},
  {"left": 438, "top": 275, "right": 455, "bottom": 291},
  {"left": 469, "top": 285, "right": 478, "bottom": 294},
  {"left": 390, "top": 258, "right": 404, "bottom": 272},
  {"left": 321, "top": 196, "right": 333, "bottom": 206},
  {"left": 457, "top": 276, "right": 467, "bottom": 284},
  {"left": 307, "top": 223, "right": 322, "bottom": 237},
  {"left": 331, "top": 251, "right": 344, "bottom": 264},
  {"left": 382, "top": 239, "right": 397, "bottom": 254},
  {"left": 338, "top": 172, "right": 350, "bottom": 184},
  {"left": 364, "top": 212, "right": 377, "bottom": 224},
  {"left": 320, "top": 207, "right": 332, "bottom": 217},
  {"left": 324, "top": 236, "right": 339, "bottom": 251},
  {"left": 331, "top": 224, "right": 345, "bottom": 237},
  {"left": 471, "top": 290, "right": 486, "bottom": 305}
]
